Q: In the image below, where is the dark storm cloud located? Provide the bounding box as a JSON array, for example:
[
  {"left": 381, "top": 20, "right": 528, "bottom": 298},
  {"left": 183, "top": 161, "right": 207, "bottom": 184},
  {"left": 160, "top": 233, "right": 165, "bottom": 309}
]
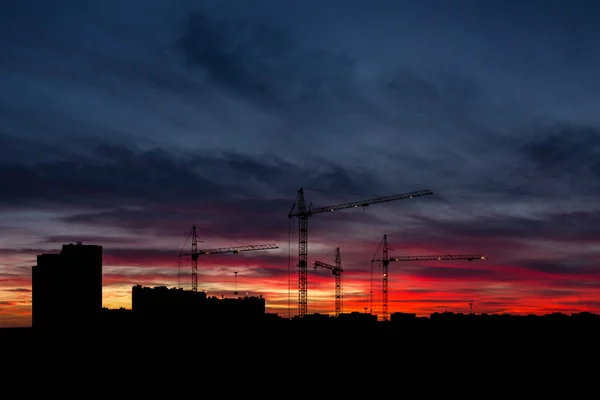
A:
[
  {"left": 23, "top": 146, "right": 395, "bottom": 250},
  {"left": 384, "top": 68, "right": 481, "bottom": 124},
  {"left": 411, "top": 266, "right": 493, "bottom": 280},
  {"left": 180, "top": 12, "right": 291, "bottom": 105},
  {"left": 3, "top": 3, "right": 597, "bottom": 187},
  {"left": 58, "top": 192, "right": 390, "bottom": 244},
  {"left": 2, "top": 0, "right": 599, "bottom": 189},
  {"left": 390, "top": 122, "right": 600, "bottom": 207},
  {"left": 192, "top": 150, "right": 397, "bottom": 197},
  {"left": 179, "top": 10, "right": 364, "bottom": 115},
  {"left": 0, "top": 135, "right": 413, "bottom": 247},
  {"left": 519, "top": 124, "right": 600, "bottom": 183},
  {"left": 517, "top": 259, "right": 600, "bottom": 277},
  {"left": 0, "top": 144, "right": 228, "bottom": 209},
  {"left": 0, "top": 132, "right": 405, "bottom": 207},
  {"left": 407, "top": 208, "right": 600, "bottom": 244}
]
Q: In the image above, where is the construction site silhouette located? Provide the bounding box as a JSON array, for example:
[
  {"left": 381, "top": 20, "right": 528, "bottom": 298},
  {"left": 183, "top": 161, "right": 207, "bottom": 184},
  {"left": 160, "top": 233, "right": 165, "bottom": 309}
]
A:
[{"left": 2, "top": 186, "right": 600, "bottom": 362}]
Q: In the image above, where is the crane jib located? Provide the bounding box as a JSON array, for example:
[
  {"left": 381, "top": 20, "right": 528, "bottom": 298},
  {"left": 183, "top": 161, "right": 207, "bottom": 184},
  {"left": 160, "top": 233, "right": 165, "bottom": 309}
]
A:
[{"left": 288, "top": 189, "right": 433, "bottom": 218}]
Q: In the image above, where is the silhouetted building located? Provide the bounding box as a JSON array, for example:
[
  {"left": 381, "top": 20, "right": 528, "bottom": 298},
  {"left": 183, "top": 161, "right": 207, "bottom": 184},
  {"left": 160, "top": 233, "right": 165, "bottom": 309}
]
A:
[
  {"left": 131, "top": 285, "right": 265, "bottom": 326},
  {"left": 338, "top": 311, "right": 378, "bottom": 324},
  {"left": 32, "top": 242, "right": 102, "bottom": 329},
  {"left": 132, "top": 285, "right": 206, "bottom": 323},
  {"left": 220, "top": 296, "right": 265, "bottom": 319},
  {"left": 391, "top": 312, "right": 416, "bottom": 323},
  {"left": 299, "top": 313, "right": 330, "bottom": 323}
]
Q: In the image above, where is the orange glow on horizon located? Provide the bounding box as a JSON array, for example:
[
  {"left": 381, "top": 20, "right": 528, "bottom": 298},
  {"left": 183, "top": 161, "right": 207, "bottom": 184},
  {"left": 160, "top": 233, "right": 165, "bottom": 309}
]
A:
[{"left": 2, "top": 241, "right": 599, "bottom": 328}]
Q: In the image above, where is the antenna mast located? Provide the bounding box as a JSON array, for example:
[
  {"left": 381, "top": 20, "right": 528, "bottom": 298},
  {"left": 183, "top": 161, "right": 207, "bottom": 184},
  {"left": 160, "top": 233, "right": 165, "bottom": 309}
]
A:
[{"left": 234, "top": 270, "right": 238, "bottom": 296}]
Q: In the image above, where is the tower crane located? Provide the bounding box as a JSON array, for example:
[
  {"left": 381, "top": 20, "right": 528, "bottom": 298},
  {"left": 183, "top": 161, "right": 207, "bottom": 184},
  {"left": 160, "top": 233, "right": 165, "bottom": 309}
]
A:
[
  {"left": 372, "top": 234, "right": 487, "bottom": 321},
  {"left": 179, "top": 225, "right": 279, "bottom": 292},
  {"left": 313, "top": 247, "right": 343, "bottom": 317},
  {"left": 288, "top": 187, "right": 433, "bottom": 318}
]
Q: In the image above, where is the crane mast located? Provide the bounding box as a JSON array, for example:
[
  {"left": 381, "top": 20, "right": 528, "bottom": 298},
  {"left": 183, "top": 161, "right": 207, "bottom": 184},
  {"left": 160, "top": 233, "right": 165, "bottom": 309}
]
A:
[
  {"left": 313, "top": 247, "right": 343, "bottom": 317},
  {"left": 180, "top": 225, "right": 279, "bottom": 292},
  {"left": 335, "top": 247, "right": 342, "bottom": 316},
  {"left": 289, "top": 187, "right": 433, "bottom": 318},
  {"left": 190, "top": 225, "right": 204, "bottom": 293},
  {"left": 372, "top": 234, "right": 487, "bottom": 321},
  {"left": 382, "top": 234, "right": 389, "bottom": 322}
]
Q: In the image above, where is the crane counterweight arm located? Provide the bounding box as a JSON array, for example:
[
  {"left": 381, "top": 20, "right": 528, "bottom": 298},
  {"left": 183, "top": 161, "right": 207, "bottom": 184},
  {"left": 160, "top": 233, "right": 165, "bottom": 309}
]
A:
[
  {"left": 288, "top": 189, "right": 433, "bottom": 218},
  {"left": 313, "top": 261, "right": 343, "bottom": 274},
  {"left": 313, "top": 261, "right": 335, "bottom": 270}
]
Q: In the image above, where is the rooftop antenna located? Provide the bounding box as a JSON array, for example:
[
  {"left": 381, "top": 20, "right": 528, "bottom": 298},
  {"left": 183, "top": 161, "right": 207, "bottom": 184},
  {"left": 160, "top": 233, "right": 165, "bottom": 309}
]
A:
[
  {"left": 469, "top": 302, "right": 473, "bottom": 313},
  {"left": 234, "top": 270, "right": 238, "bottom": 297}
]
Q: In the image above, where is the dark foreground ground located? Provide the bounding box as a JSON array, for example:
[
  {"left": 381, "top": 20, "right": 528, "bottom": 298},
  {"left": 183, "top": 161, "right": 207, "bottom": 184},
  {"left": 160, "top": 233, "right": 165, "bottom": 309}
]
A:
[
  {"left": 2, "top": 317, "right": 599, "bottom": 393},
  {"left": 4, "top": 314, "right": 600, "bottom": 354}
]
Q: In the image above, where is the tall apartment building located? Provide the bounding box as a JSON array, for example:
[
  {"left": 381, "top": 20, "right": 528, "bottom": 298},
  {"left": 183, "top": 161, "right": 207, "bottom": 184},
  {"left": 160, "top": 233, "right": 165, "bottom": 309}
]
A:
[{"left": 32, "top": 242, "right": 102, "bottom": 329}]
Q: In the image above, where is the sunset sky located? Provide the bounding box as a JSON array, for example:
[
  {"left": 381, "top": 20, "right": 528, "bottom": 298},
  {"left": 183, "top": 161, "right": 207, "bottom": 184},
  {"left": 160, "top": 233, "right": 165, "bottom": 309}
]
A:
[{"left": 2, "top": 0, "right": 600, "bottom": 328}]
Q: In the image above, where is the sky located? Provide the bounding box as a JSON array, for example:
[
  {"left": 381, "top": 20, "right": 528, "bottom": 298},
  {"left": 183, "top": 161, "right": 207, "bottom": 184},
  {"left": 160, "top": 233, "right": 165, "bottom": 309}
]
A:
[{"left": 1, "top": 0, "right": 600, "bottom": 327}]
